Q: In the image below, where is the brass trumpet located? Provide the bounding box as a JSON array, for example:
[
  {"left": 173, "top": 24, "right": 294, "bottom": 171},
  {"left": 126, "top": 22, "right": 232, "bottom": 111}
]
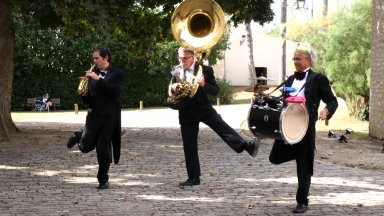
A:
[{"left": 76, "top": 65, "right": 95, "bottom": 96}]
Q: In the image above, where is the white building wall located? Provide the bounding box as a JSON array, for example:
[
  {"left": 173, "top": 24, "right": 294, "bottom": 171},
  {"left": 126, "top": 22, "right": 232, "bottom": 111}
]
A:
[{"left": 213, "top": 24, "right": 298, "bottom": 86}]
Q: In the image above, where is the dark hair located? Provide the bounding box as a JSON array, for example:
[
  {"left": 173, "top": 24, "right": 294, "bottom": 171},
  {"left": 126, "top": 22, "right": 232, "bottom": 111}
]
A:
[{"left": 93, "top": 46, "right": 111, "bottom": 63}]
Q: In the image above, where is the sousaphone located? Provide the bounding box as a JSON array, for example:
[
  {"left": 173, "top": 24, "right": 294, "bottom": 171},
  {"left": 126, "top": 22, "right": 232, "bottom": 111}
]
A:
[
  {"left": 168, "top": 0, "right": 226, "bottom": 106},
  {"left": 171, "top": 0, "right": 225, "bottom": 58}
]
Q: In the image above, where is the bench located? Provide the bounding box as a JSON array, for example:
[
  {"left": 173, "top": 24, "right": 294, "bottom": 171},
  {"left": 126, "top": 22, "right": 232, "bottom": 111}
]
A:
[
  {"left": 26, "top": 97, "right": 61, "bottom": 111},
  {"left": 50, "top": 98, "right": 61, "bottom": 111},
  {"left": 26, "top": 98, "right": 45, "bottom": 111},
  {"left": 26, "top": 98, "right": 36, "bottom": 111}
]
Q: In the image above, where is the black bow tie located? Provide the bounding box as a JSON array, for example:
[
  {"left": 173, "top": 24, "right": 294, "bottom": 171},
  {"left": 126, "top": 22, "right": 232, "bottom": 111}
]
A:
[
  {"left": 182, "top": 68, "right": 193, "bottom": 81},
  {"left": 294, "top": 71, "right": 306, "bottom": 81},
  {"left": 99, "top": 71, "right": 106, "bottom": 77}
]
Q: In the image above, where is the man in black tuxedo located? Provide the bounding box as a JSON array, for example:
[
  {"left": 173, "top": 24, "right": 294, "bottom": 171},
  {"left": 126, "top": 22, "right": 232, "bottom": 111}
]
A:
[
  {"left": 67, "top": 46, "right": 124, "bottom": 190},
  {"left": 170, "top": 47, "right": 258, "bottom": 188},
  {"left": 269, "top": 46, "right": 338, "bottom": 213}
]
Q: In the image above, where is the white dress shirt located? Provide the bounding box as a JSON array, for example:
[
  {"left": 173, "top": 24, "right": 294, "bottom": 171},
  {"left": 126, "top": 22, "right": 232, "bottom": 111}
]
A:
[
  {"left": 180, "top": 62, "right": 196, "bottom": 82},
  {"left": 290, "top": 67, "right": 310, "bottom": 97}
]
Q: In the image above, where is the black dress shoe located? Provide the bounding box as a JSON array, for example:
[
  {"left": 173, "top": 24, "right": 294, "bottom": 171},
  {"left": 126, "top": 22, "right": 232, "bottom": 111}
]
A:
[
  {"left": 97, "top": 182, "right": 109, "bottom": 190},
  {"left": 179, "top": 178, "right": 200, "bottom": 187},
  {"left": 245, "top": 139, "right": 260, "bottom": 157},
  {"left": 67, "top": 135, "right": 78, "bottom": 149},
  {"left": 67, "top": 131, "right": 81, "bottom": 149},
  {"left": 292, "top": 203, "right": 308, "bottom": 213}
]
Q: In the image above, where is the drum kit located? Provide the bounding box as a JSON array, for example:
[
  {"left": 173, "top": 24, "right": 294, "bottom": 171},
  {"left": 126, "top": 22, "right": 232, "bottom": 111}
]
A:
[
  {"left": 252, "top": 76, "right": 270, "bottom": 96},
  {"left": 246, "top": 76, "right": 309, "bottom": 145}
]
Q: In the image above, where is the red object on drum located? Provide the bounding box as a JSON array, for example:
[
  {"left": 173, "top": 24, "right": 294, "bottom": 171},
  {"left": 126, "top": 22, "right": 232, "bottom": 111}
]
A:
[{"left": 284, "top": 96, "right": 306, "bottom": 103}]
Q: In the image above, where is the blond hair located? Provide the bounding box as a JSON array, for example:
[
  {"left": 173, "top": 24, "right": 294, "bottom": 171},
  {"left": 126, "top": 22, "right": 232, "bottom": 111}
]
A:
[{"left": 295, "top": 43, "right": 317, "bottom": 66}]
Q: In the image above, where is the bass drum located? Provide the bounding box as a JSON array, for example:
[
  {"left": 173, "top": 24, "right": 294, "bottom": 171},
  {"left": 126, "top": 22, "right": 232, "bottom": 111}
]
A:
[{"left": 247, "top": 103, "right": 309, "bottom": 144}]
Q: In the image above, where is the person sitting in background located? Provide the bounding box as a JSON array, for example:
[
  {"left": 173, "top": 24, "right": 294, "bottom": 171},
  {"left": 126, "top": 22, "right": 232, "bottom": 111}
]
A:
[
  {"left": 34, "top": 95, "right": 44, "bottom": 111},
  {"left": 42, "top": 93, "right": 52, "bottom": 112}
]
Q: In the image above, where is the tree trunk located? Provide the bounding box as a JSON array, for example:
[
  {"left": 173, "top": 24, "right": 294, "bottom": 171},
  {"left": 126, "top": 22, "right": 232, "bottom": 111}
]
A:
[
  {"left": 369, "top": 0, "right": 384, "bottom": 139},
  {"left": 0, "top": 0, "right": 17, "bottom": 141},
  {"left": 322, "top": 0, "right": 328, "bottom": 16},
  {"left": 245, "top": 22, "right": 256, "bottom": 88},
  {"left": 279, "top": 0, "right": 287, "bottom": 83},
  {"left": 0, "top": 113, "right": 8, "bottom": 141}
]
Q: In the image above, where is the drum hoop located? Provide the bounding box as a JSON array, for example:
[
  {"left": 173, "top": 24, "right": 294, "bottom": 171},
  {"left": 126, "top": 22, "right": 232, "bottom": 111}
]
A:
[{"left": 279, "top": 103, "right": 309, "bottom": 144}]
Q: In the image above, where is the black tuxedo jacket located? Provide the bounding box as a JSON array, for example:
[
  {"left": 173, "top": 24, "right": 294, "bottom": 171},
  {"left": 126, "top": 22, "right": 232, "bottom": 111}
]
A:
[
  {"left": 82, "top": 65, "right": 124, "bottom": 164},
  {"left": 83, "top": 66, "right": 123, "bottom": 115},
  {"left": 171, "top": 62, "right": 219, "bottom": 124},
  {"left": 285, "top": 69, "right": 338, "bottom": 167}
]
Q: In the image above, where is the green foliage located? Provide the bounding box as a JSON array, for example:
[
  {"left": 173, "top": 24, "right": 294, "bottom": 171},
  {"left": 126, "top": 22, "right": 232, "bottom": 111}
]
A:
[
  {"left": 10, "top": 0, "right": 274, "bottom": 111},
  {"left": 207, "top": 26, "right": 231, "bottom": 65},
  {"left": 323, "top": 0, "right": 371, "bottom": 120},
  {"left": 285, "top": 0, "right": 371, "bottom": 120},
  {"left": 217, "top": 0, "right": 274, "bottom": 26},
  {"left": 267, "top": 27, "right": 280, "bottom": 37},
  {"left": 133, "top": 0, "right": 275, "bottom": 27},
  {"left": 124, "top": 42, "right": 178, "bottom": 108},
  {"left": 12, "top": 14, "right": 171, "bottom": 110},
  {"left": 208, "top": 77, "right": 234, "bottom": 105}
]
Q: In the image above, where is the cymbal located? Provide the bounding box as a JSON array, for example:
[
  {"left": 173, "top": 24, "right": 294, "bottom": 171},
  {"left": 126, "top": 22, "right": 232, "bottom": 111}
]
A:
[
  {"left": 256, "top": 76, "right": 275, "bottom": 81},
  {"left": 254, "top": 86, "right": 269, "bottom": 91}
]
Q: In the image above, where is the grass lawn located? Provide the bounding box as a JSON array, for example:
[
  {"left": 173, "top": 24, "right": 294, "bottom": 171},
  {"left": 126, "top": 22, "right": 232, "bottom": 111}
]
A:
[{"left": 11, "top": 111, "right": 79, "bottom": 121}]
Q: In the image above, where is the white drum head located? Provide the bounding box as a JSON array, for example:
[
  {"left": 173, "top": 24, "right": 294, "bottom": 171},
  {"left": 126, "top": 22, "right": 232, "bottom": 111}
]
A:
[{"left": 280, "top": 103, "right": 309, "bottom": 144}]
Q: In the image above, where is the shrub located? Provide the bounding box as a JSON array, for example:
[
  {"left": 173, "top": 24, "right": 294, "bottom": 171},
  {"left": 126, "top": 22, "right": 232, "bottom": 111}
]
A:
[{"left": 209, "top": 77, "right": 234, "bottom": 105}]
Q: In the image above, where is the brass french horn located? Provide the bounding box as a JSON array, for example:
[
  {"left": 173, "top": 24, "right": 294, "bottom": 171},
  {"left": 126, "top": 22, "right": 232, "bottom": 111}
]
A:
[
  {"left": 76, "top": 65, "right": 95, "bottom": 96},
  {"left": 168, "top": 0, "right": 225, "bottom": 104}
]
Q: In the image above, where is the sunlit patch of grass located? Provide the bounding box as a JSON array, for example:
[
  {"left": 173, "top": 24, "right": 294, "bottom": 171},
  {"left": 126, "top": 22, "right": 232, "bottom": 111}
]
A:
[
  {"left": 231, "top": 98, "right": 252, "bottom": 105},
  {"left": 11, "top": 111, "right": 77, "bottom": 121}
]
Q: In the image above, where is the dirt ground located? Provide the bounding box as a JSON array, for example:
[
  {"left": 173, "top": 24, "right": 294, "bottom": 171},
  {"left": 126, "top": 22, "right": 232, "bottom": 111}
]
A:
[{"left": 314, "top": 131, "right": 383, "bottom": 170}]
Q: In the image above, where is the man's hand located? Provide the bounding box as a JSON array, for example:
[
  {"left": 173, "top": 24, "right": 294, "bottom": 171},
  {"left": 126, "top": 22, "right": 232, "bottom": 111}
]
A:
[
  {"left": 197, "top": 75, "right": 205, "bottom": 87},
  {"left": 171, "top": 83, "right": 181, "bottom": 92},
  {"left": 319, "top": 108, "right": 329, "bottom": 121},
  {"left": 86, "top": 70, "right": 100, "bottom": 80}
]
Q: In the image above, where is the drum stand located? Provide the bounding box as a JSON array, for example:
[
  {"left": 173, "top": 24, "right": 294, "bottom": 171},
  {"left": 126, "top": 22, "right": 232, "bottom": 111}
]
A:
[{"left": 253, "top": 83, "right": 268, "bottom": 96}]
